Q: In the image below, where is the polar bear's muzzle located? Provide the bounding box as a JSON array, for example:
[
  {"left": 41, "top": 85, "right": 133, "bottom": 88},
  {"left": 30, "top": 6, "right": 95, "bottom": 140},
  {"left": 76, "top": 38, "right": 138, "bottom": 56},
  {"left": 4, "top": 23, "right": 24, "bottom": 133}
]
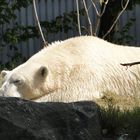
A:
[
  {"left": 0, "top": 83, "right": 21, "bottom": 98},
  {"left": 0, "top": 88, "right": 5, "bottom": 96}
]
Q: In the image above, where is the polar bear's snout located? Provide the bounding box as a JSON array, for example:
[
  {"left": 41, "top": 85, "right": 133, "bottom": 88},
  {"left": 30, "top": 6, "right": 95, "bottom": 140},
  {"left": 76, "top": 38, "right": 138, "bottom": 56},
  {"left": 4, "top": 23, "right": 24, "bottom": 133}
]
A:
[
  {"left": 0, "top": 82, "right": 8, "bottom": 96},
  {"left": 0, "top": 86, "right": 10, "bottom": 97},
  {"left": 0, "top": 81, "right": 21, "bottom": 98},
  {"left": 0, "top": 87, "right": 5, "bottom": 96},
  {"left": 0, "top": 89, "right": 10, "bottom": 97}
]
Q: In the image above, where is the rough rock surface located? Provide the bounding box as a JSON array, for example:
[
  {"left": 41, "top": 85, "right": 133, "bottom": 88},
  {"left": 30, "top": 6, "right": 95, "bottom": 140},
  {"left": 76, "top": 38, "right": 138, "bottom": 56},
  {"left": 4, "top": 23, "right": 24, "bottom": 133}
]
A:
[{"left": 0, "top": 97, "right": 102, "bottom": 140}]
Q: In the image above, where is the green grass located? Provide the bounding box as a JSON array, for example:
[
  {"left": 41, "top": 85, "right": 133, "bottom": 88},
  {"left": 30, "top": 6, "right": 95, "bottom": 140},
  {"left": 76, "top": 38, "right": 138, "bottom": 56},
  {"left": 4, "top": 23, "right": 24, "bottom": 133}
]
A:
[
  {"left": 98, "top": 92, "right": 140, "bottom": 139},
  {"left": 101, "top": 105, "right": 140, "bottom": 138}
]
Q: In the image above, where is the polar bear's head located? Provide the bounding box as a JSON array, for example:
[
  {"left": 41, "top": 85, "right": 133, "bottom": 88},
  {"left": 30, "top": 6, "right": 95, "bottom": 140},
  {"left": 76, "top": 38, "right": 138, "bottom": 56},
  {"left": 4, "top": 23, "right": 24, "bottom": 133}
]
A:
[{"left": 0, "top": 64, "right": 49, "bottom": 100}]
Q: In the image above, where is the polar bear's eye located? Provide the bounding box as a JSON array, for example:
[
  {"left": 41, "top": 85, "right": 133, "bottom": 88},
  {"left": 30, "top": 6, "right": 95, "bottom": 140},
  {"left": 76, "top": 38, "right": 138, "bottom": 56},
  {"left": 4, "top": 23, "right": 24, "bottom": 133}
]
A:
[
  {"left": 11, "top": 76, "right": 25, "bottom": 86},
  {"left": 13, "top": 80, "right": 20, "bottom": 83},
  {"left": 13, "top": 79, "right": 22, "bottom": 85}
]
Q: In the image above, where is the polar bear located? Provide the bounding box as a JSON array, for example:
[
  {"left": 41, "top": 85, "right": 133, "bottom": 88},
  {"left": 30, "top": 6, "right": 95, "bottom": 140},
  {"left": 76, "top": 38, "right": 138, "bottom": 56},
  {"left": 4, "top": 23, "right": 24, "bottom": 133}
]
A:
[{"left": 0, "top": 36, "right": 140, "bottom": 102}]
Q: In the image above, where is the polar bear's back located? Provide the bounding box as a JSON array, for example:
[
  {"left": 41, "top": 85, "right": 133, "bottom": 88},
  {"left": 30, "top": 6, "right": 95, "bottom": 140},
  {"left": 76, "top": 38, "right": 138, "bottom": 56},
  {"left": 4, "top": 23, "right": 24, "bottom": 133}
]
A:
[
  {"left": 29, "top": 36, "right": 140, "bottom": 64},
  {"left": 27, "top": 35, "right": 140, "bottom": 75},
  {"left": 3, "top": 36, "right": 140, "bottom": 102}
]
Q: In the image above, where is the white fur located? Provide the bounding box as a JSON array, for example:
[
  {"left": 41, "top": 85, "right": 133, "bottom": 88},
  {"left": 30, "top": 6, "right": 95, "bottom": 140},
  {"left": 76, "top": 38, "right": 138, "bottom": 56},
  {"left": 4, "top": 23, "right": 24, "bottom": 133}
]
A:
[{"left": 1, "top": 36, "right": 140, "bottom": 102}]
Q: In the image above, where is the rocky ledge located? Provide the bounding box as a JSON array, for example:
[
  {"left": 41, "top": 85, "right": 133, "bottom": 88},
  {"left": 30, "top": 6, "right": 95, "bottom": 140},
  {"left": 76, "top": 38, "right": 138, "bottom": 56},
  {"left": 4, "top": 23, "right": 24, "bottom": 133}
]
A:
[{"left": 0, "top": 97, "right": 102, "bottom": 140}]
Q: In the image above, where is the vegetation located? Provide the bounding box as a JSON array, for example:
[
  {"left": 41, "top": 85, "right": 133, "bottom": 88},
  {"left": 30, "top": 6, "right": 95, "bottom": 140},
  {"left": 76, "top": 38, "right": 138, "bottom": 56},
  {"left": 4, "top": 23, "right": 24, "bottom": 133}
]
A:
[
  {"left": 0, "top": 1, "right": 84, "bottom": 69},
  {"left": 0, "top": 0, "right": 140, "bottom": 69},
  {"left": 101, "top": 103, "right": 140, "bottom": 139},
  {"left": 99, "top": 0, "right": 140, "bottom": 41},
  {"left": 0, "top": 0, "right": 33, "bottom": 69},
  {"left": 113, "top": 18, "right": 136, "bottom": 45},
  {"left": 96, "top": 92, "right": 140, "bottom": 139}
]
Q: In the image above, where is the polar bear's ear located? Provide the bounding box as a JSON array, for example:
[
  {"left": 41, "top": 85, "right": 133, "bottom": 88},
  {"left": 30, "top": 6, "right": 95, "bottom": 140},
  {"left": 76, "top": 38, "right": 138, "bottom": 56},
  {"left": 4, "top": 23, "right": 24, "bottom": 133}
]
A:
[
  {"left": 1, "top": 70, "right": 10, "bottom": 78},
  {"left": 39, "top": 66, "right": 48, "bottom": 77}
]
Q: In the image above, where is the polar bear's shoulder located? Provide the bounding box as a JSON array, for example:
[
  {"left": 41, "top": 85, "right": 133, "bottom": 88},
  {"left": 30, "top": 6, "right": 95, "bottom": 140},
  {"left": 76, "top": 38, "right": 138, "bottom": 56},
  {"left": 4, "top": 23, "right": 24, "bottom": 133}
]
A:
[
  {"left": 45, "top": 36, "right": 112, "bottom": 50},
  {"left": 30, "top": 36, "right": 114, "bottom": 62}
]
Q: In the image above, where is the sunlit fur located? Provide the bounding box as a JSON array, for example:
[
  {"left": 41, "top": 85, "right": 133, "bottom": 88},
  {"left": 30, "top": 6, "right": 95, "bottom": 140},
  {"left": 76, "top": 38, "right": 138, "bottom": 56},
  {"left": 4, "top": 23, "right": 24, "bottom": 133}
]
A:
[{"left": 1, "top": 36, "right": 140, "bottom": 102}]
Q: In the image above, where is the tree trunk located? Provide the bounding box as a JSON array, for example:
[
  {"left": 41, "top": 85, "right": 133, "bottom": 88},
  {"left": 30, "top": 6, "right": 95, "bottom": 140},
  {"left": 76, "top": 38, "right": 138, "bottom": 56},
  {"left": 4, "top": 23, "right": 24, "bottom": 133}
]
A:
[{"left": 98, "top": 0, "right": 122, "bottom": 41}]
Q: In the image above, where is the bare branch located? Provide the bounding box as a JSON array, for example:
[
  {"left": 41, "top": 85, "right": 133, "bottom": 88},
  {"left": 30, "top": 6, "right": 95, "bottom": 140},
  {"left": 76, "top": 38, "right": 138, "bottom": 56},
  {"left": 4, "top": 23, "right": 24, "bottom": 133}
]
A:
[
  {"left": 82, "top": 0, "right": 93, "bottom": 35},
  {"left": 33, "top": 0, "right": 48, "bottom": 46},
  {"left": 90, "top": 0, "right": 109, "bottom": 35},
  {"left": 90, "top": 0, "right": 100, "bottom": 16},
  {"left": 76, "top": 0, "right": 81, "bottom": 36},
  {"left": 95, "top": 18, "right": 100, "bottom": 35},
  {"left": 121, "top": 0, "right": 124, "bottom": 8},
  {"left": 100, "top": 0, "right": 109, "bottom": 17},
  {"left": 103, "top": 0, "right": 129, "bottom": 39},
  {"left": 120, "top": 61, "right": 140, "bottom": 67}
]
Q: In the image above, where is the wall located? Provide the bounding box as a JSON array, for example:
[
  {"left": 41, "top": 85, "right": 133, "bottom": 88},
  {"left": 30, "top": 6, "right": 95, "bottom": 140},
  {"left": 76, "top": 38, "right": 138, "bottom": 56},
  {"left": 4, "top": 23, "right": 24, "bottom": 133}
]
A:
[{"left": 0, "top": 0, "right": 140, "bottom": 64}]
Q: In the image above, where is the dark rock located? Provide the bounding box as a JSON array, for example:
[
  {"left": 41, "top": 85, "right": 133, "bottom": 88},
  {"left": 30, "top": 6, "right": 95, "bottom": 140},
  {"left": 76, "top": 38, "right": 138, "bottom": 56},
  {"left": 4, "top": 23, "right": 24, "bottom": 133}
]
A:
[{"left": 0, "top": 97, "right": 102, "bottom": 140}]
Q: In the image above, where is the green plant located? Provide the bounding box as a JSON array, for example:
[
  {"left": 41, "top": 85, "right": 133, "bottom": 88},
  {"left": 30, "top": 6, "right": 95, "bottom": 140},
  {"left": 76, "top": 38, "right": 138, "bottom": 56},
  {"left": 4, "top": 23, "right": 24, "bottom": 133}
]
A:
[
  {"left": 0, "top": 1, "right": 84, "bottom": 70},
  {"left": 0, "top": 0, "right": 33, "bottom": 69},
  {"left": 40, "top": 9, "right": 85, "bottom": 36},
  {"left": 99, "top": 0, "right": 140, "bottom": 42},
  {"left": 113, "top": 18, "right": 136, "bottom": 45},
  {"left": 100, "top": 93, "right": 140, "bottom": 139}
]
